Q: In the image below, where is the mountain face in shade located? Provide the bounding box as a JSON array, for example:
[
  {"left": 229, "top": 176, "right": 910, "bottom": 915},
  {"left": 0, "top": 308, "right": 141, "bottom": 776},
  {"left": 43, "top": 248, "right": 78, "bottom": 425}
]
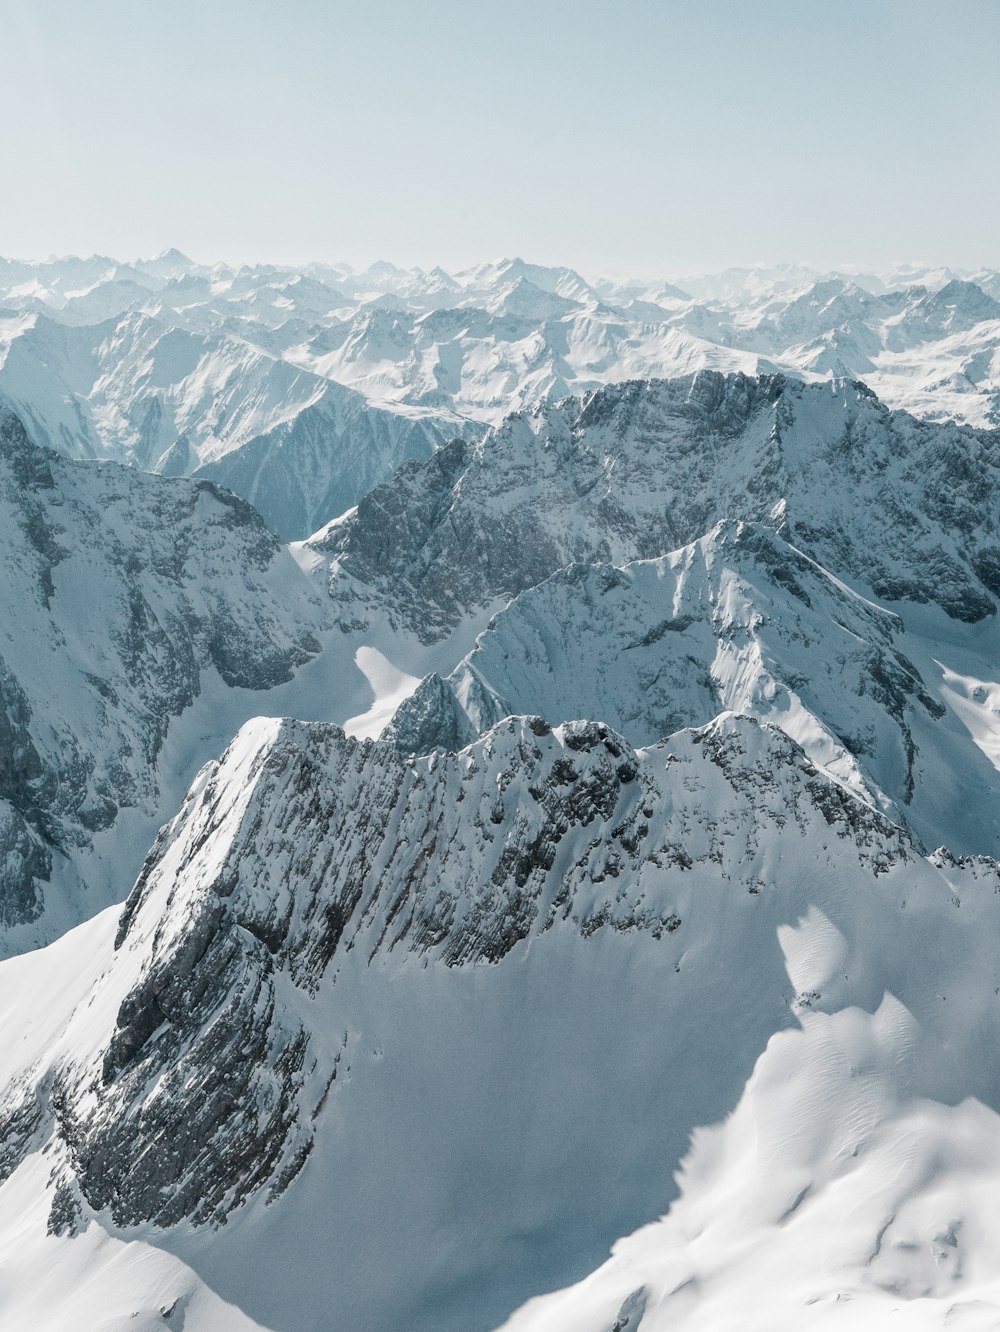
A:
[
  {"left": 190, "top": 387, "right": 464, "bottom": 538},
  {"left": 316, "top": 373, "right": 1000, "bottom": 642},
  {"left": 0, "top": 403, "right": 326, "bottom": 946}
]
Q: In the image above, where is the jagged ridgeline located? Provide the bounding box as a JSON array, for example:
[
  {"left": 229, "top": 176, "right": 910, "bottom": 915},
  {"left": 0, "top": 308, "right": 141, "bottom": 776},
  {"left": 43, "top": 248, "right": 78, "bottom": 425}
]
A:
[
  {"left": 2, "top": 711, "right": 999, "bottom": 1332},
  {"left": 318, "top": 373, "right": 1000, "bottom": 640}
]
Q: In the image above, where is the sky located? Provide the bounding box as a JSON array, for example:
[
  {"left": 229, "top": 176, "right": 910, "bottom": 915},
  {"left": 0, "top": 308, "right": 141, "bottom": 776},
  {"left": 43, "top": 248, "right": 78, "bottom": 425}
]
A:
[{"left": 0, "top": 0, "right": 998, "bottom": 277}]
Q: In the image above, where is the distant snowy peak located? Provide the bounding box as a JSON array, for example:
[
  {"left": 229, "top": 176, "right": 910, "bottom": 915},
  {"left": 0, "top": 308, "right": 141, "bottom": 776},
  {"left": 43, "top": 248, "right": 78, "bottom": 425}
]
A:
[
  {"left": 884, "top": 277, "right": 1000, "bottom": 350},
  {"left": 482, "top": 276, "right": 584, "bottom": 321},
  {"left": 457, "top": 256, "right": 602, "bottom": 303},
  {"left": 132, "top": 248, "right": 199, "bottom": 281}
]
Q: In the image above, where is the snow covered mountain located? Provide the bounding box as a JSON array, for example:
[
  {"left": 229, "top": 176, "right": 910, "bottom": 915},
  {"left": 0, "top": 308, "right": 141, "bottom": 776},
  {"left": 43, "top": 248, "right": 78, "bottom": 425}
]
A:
[
  {"left": 190, "top": 384, "right": 464, "bottom": 539},
  {"left": 0, "top": 309, "right": 462, "bottom": 537},
  {"left": 316, "top": 373, "right": 1000, "bottom": 642},
  {"left": 385, "top": 518, "right": 1000, "bottom": 858},
  {"left": 2, "top": 353, "right": 1000, "bottom": 1330},
  {"left": 3, "top": 708, "right": 1000, "bottom": 1332},
  {"left": 2, "top": 254, "right": 1000, "bottom": 543},
  {"left": 1, "top": 703, "right": 1000, "bottom": 1326},
  {"left": 0, "top": 402, "right": 330, "bottom": 951}
]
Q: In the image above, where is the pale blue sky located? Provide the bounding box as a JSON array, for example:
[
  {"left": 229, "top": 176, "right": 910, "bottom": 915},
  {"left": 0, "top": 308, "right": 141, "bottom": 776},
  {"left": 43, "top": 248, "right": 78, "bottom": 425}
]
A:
[{"left": 1, "top": 0, "right": 997, "bottom": 275}]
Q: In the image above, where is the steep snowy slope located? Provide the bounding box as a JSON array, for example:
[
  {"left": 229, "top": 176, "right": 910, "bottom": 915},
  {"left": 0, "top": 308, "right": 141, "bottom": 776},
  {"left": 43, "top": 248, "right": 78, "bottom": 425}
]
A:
[
  {"left": 0, "top": 403, "right": 328, "bottom": 947},
  {"left": 386, "top": 519, "right": 1000, "bottom": 857},
  {"left": 192, "top": 388, "right": 467, "bottom": 538},
  {"left": 500, "top": 960, "right": 1000, "bottom": 1332},
  {"left": 315, "top": 373, "right": 1000, "bottom": 641},
  {"left": 0, "top": 712, "right": 997, "bottom": 1332}
]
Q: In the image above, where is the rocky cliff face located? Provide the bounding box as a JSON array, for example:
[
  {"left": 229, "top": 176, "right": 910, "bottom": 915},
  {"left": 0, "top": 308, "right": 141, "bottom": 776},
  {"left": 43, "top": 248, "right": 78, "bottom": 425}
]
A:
[
  {"left": 0, "top": 404, "right": 325, "bottom": 935},
  {"left": 316, "top": 373, "right": 1000, "bottom": 640},
  {"left": 0, "top": 706, "right": 993, "bottom": 1330}
]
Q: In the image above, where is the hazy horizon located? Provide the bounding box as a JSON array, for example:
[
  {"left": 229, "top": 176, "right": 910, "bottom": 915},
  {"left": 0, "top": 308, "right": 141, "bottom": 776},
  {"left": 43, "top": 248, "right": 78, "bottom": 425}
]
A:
[
  {"left": 3, "top": 0, "right": 998, "bottom": 274},
  {"left": 0, "top": 250, "right": 992, "bottom": 288}
]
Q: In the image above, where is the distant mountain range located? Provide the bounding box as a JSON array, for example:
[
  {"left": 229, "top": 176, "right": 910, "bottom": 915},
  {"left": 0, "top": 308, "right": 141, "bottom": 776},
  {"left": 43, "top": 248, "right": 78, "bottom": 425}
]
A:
[{"left": 2, "top": 253, "right": 1000, "bottom": 537}]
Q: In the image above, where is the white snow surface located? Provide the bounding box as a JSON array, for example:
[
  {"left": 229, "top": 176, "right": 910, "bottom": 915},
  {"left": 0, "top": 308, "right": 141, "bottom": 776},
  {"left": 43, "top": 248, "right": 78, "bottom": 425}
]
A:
[{"left": 341, "top": 644, "right": 421, "bottom": 738}]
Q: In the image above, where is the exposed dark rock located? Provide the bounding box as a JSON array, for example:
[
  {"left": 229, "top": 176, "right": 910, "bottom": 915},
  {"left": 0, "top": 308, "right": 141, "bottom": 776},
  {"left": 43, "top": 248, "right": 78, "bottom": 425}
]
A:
[
  {"left": 382, "top": 673, "right": 480, "bottom": 754},
  {"left": 317, "top": 373, "right": 1000, "bottom": 640}
]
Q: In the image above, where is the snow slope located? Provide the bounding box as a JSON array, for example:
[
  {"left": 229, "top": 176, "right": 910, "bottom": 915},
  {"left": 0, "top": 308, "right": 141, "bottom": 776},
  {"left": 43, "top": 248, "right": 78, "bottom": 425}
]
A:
[{"left": 500, "top": 981, "right": 1000, "bottom": 1332}]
